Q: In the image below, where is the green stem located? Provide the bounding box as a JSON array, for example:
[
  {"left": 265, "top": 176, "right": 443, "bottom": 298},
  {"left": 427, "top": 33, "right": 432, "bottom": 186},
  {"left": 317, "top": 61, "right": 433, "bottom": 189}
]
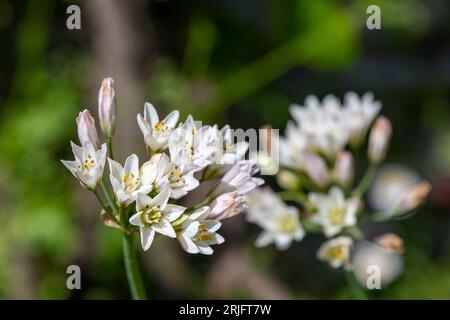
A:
[
  {"left": 346, "top": 226, "right": 365, "bottom": 240},
  {"left": 100, "top": 180, "right": 117, "bottom": 211},
  {"left": 353, "top": 164, "right": 378, "bottom": 196},
  {"left": 120, "top": 207, "right": 147, "bottom": 300},
  {"left": 278, "top": 191, "right": 307, "bottom": 205},
  {"left": 93, "top": 190, "right": 108, "bottom": 212},
  {"left": 108, "top": 138, "right": 114, "bottom": 159}
]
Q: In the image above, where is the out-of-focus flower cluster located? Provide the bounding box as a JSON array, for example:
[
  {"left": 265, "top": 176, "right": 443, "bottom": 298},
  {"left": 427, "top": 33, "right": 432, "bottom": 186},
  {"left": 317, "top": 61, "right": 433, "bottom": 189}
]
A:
[
  {"left": 62, "top": 77, "right": 263, "bottom": 255},
  {"left": 246, "top": 92, "right": 431, "bottom": 286}
]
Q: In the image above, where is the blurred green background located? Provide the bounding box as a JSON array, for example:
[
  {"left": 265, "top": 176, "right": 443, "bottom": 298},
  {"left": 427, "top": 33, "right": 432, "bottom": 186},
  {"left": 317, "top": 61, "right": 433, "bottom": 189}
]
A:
[{"left": 0, "top": 0, "right": 449, "bottom": 299}]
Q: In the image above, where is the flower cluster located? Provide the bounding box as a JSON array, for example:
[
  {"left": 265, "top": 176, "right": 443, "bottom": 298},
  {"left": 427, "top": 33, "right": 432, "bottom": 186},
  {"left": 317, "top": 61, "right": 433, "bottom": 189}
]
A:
[
  {"left": 247, "top": 92, "right": 431, "bottom": 274},
  {"left": 62, "top": 77, "right": 263, "bottom": 255}
]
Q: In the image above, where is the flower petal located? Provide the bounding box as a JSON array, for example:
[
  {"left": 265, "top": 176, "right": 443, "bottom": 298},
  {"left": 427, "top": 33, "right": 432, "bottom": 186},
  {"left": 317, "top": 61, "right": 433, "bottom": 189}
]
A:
[
  {"left": 136, "top": 192, "right": 153, "bottom": 211},
  {"left": 140, "top": 227, "right": 155, "bottom": 251},
  {"left": 163, "top": 110, "right": 179, "bottom": 128},
  {"left": 178, "top": 234, "right": 200, "bottom": 254},
  {"left": 144, "top": 102, "right": 159, "bottom": 128},
  {"left": 164, "top": 204, "right": 186, "bottom": 222},
  {"left": 129, "top": 212, "right": 144, "bottom": 227},
  {"left": 153, "top": 218, "right": 176, "bottom": 238}
]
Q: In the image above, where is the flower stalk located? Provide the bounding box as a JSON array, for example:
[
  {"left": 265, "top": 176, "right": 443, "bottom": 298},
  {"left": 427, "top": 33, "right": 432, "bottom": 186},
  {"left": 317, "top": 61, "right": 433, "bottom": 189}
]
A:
[{"left": 120, "top": 206, "right": 147, "bottom": 300}]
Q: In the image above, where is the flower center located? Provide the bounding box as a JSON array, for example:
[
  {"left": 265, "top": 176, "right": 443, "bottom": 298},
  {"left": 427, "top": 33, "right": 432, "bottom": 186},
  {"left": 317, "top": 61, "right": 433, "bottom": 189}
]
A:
[
  {"left": 195, "top": 223, "right": 212, "bottom": 241},
  {"left": 168, "top": 165, "right": 185, "bottom": 187},
  {"left": 154, "top": 121, "right": 167, "bottom": 132},
  {"left": 141, "top": 205, "right": 162, "bottom": 225},
  {"left": 276, "top": 215, "right": 298, "bottom": 234},
  {"left": 122, "top": 172, "right": 140, "bottom": 192},
  {"left": 225, "top": 144, "right": 234, "bottom": 153},
  {"left": 82, "top": 154, "right": 96, "bottom": 170},
  {"left": 325, "top": 246, "right": 345, "bottom": 261},
  {"left": 329, "top": 207, "right": 345, "bottom": 226}
]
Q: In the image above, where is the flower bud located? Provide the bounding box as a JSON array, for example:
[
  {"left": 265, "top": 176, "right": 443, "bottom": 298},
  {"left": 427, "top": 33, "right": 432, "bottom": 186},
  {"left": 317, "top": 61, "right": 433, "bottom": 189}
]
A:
[
  {"left": 304, "top": 153, "right": 330, "bottom": 188},
  {"left": 334, "top": 151, "right": 354, "bottom": 188},
  {"left": 375, "top": 233, "right": 404, "bottom": 254},
  {"left": 209, "top": 192, "right": 247, "bottom": 220},
  {"left": 368, "top": 116, "right": 392, "bottom": 164},
  {"left": 394, "top": 181, "right": 431, "bottom": 214},
  {"left": 76, "top": 110, "right": 100, "bottom": 149},
  {"left": 98, "top": 77, "right": 116, "bottom": 138},
  {"left": 277, "top": 170, "right": 301, "bottom": 191}
]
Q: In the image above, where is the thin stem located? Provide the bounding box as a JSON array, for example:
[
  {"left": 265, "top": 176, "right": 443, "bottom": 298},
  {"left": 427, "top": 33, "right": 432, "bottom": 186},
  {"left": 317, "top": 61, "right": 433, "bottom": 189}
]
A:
[
  {"left": 108, "top": 138, "right": 114, "bottom": 159},
  {"left": 93, "top": 190, "right": 108, "bottom": 212},
  {"left": 100, "top": 180, "right": 117, "bottom": 211},
  {"left": 346, "top": 226, "right": 365, "bottom": 240},
  {"left": 120, "top": 207, "right": 147, "bottom": 300},
  {"left": 353, "top": 164, "right": 378, "bottom": 196},
  {"left": 278, "top": 191, "right": 307, "bottom": 205}
]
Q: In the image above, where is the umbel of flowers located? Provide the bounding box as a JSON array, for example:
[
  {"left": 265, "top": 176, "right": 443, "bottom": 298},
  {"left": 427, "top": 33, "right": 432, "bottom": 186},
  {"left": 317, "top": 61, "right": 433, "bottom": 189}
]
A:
[
  {"left": 247, "top": 93, "right": 431, "bottom": 281},
  {"left": 62, "top": 77, "right": 263, "bottom": 299}
]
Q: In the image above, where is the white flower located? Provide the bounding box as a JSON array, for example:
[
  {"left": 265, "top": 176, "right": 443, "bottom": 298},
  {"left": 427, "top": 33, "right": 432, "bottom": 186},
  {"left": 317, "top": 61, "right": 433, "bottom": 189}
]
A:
[
  {"left": 276, "top": 93, "right": 383, "bottom": 166},
  {"left": 177, "top": 206, "right": 225, "bottom": 255},
  {"left": 246, "top": 188, "right": 304, "bottom": 250},
  {"left": 108, "top": 154, "right": 153, "bottom": 207},
  {"left": 254, "top": 206, "right": 304, "bottom": 250},
  {"left": 343, "top": 92, "right": 381, "bottom": 145},
  {"left": 317, "top": 236, "right": 353, "bottom": 269},
  {"left": 145, "top": 153, "right": 200, "bottom": 199},
  {"left": 246, "top": 187, "right": 284, "bottom": 225},
  {"left": 209, "top": 192, "right": 247, "bottom": 220},
  {"left": 137, "top": 102, "right": 179, "bottom": 153},
  {"left": 279, "top": 121, "right": 308, "bottom": 169},
  {"left": 61, "top": 142, "right": 107, "bottom": 190},
  {"left": 219, "top": 125, "right": 249, "bottom": 165},
  {"left": 210, "top": 164, "right": 264, "bottom": 197},
  {"left": 289, "top": 95, "right": 350, "bottom": 158},
  {"left": 129, "top": 190, "right": 185, "bottom": 251},
  {"left": 308, "top": 186, "right": 360, "bottom": 237},
  {"left": 169, "top": 116, "right": 219, "bottom": 168}
]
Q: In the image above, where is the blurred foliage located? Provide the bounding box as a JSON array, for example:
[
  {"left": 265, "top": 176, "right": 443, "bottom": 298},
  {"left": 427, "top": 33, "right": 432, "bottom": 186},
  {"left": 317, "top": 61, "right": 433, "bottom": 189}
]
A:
[{"left": 0, "top": 0, "right": 449, "bottom": 299}]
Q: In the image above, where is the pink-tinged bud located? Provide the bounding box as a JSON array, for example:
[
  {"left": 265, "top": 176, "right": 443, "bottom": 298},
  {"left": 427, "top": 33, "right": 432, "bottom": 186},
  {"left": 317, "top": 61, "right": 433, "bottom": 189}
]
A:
[
  {"left": 375, "top": 233, "right": 404, "bottom": 254},
  {"left": 209, "top": 192, "right": 247, "bottom": 220},
  {"left": 76, "top": 110, "right": 100, "bottom": 149},
  {"left": 304, "top": 153, "right": 330, "bottom": 188},
  {"left": 368, "top": 116, "right": 392, "bottom": 164},
  {"left": 98, "top": 77, "right": 116, "bottom": 138},
  {"left": 394, "top": 181, "right": 431, "bottom": 214},
  {"left": 334, "top": 151, "right": 354, "bottom": 188}
]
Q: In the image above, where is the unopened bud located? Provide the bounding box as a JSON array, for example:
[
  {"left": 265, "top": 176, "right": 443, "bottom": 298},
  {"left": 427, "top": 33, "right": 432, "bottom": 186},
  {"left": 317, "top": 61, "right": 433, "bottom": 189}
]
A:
[
  {"left": 304, "top": 153, "right": 330, "bottom": 188},
  {"left": 394, "top": 181, "right": 431, "bottom": 214},
  {"left": 209, "top": 192, "right": 247, "bottom": 220},
  {"left": 375, "top": 233, "right": 404, "bottom": 254},
  {"left": 76, "top": 110, "right": 100, "bottom": 149},
  {"left": 368, "top": 116, "right": 392, "bottom": 164},
  {"left": 98, "top": 77, "right": 116, "bottom": 138},
  {"left": 334, "top": 151, "right": 354, "bottom": 188},
  {"left": 277, "top": 170, "right": 301, "bottom": 191}
]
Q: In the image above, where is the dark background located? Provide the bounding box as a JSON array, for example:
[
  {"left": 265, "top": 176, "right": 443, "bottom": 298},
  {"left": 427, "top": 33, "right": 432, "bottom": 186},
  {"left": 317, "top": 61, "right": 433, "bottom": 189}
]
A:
[{"left": 0, "top": 0, "right": 449, "bottom": 299}]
